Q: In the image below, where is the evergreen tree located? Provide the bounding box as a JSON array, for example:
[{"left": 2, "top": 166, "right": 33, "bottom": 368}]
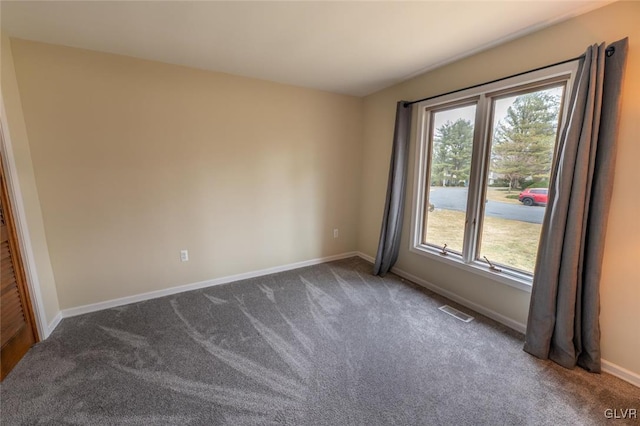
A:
[
  {"left": 492, "top": 91, "right": 560, "bottom": 190},
  {"left": 432, "top": 118, "right": 474, "bottom": 186}
]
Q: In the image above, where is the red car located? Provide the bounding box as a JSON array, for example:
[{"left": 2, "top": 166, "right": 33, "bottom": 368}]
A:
[{"left": 518, "top": 188, "right": 548, "bottom": 206}]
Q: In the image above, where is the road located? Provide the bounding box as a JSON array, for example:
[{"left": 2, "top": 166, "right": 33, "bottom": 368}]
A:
[{"left": 428, "top": 187, "right": 545, "bottom": 224}]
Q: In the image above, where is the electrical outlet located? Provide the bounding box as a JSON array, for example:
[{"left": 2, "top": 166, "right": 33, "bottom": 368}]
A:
[
  {"left": 180, "top": 250, "right": 189, "bottom": 262},
  {"left": 333, "top": 228, "right": 339, "bottom": 239}
]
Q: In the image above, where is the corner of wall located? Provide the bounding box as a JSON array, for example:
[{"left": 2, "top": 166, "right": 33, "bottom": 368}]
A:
[
  {"left": 353, "top": 97, "right": 367, "bottom": 254},
  {"left": 1, "top": 32, "right": 61, "bottom": 338}
]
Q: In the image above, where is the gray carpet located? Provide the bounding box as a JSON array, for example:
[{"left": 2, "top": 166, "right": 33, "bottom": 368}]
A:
[{"left": 1, "top": 257, "right": 638, "bottom": 425}]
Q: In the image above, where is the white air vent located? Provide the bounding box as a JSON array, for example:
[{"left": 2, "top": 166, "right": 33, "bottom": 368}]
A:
[{"left": 438, "top": 305, "right": 474, "bottom": 323}]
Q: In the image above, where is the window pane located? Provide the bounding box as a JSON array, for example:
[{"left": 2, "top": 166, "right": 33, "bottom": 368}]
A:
[
  {"left": 479, "top": 86, "right": 564, "bottom": 273},
  {"left": 423, "top": 104, "right": 476, "bottom": 253}
]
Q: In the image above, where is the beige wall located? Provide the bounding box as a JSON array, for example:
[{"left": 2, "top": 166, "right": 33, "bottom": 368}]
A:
[
  {"left": 10, "top": 39, "right": 363, "bottom": 310},
  {"left": 1, "top": 33, "right": 60, "bottom": 330},
  {"left": 358, "top": 1, "right": 640, "bottom": 375}
]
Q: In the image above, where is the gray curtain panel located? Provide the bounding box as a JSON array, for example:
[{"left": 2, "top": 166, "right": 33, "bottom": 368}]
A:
[
  {"left": 373, "top": 101, "right": 412, "bottom": 276},
  {"left": 524, "top": 38, "right": 628, "bottom": 372}
]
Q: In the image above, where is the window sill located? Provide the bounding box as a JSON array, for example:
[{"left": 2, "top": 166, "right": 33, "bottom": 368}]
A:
[{"left": 409, "top": 244, "right": 533, "bottom": 293}]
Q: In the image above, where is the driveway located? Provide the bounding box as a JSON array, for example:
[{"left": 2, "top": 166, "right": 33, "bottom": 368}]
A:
[{"left": 428, "top": 187, "right": 545, "bottom": 224}]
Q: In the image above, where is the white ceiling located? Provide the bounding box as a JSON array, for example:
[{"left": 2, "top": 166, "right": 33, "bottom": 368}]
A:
[{"left": 1, "top": 1, "right": 610, "bottom": 96}]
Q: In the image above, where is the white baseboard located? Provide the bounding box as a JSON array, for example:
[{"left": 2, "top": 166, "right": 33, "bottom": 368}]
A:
[
  {"left": 602, "top": 359, "right": 640, "bottom": 388},
  {"left": 46, "top": 249, "right": 640, "bottom": 389},
  {"left": 396, "top": 266, "right": 527, "bottom": 333},
  {"left": 356, "top": 252, "right": 639, "bottom": 388},
  {"left": 357, "top": 252, "right": 375, "bottom": 264},
  {"left": 59, "top": 251, "right": 359, "bottom": 319},
  {"left": 356, "top": 251, "right": 527, "bottom": 333},
  {"left": 44, "top": 311, "right": 62, "bottom": 339}
]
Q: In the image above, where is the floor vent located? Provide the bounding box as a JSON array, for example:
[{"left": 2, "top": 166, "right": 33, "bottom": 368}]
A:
[{"left": 438, "top": 305, "right": 474, "bottom": 323}]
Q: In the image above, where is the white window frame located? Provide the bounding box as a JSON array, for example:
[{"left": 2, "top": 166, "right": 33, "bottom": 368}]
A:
[{"left": 410, "top": 61, "right": 579, "bottom": 292}]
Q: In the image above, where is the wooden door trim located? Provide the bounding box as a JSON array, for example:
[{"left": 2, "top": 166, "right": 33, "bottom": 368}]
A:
[
  {"left": 0, "top": 96, "right": 49, "bottom": 339},
  {"left": 1, "top": 144, "right": 39, "bottom": 345}
]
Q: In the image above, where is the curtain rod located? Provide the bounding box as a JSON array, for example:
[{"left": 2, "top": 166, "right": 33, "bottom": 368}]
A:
[{"left": 402, "top": 46, "right": 615, "bottom": 108}]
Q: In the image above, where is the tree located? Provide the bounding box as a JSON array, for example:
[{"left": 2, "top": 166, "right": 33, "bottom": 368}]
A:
[
  {"left": 432, "top": 118, "right": 474, "bottom": 186},
  {"left": 492, "top": 91, "right": 560, "bottom": 191}
]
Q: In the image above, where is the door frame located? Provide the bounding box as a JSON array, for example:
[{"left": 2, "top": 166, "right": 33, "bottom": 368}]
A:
[{"left": 0, "top": 96, "right": 49, "bottom": 339}]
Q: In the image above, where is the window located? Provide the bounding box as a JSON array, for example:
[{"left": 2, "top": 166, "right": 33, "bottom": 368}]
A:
[{"left": 411, "top": 62, "right": 578, "bottom": 288}]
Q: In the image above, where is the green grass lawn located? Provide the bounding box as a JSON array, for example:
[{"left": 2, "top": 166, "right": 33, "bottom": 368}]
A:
[
  {"left": 484, "top": 187, "right": 522, "bottom": 205},
  {"left": 425, "top": 208, "right": 541, "bottom": 273}
]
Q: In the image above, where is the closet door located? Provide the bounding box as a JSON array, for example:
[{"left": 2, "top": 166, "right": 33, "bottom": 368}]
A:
[{"left": 1, "top": 151, "right": 38, "bottom": 380}]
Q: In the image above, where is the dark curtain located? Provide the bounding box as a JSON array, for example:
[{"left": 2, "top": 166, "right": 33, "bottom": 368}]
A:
[
  {"left": 373, "top": 101, "right": 412, "bottom": 276},
  {"left": 524, "top": 38, "right": 629, "bottom": 372}
]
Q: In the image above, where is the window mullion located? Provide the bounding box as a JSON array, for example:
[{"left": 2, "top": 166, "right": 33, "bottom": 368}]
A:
[
  {"left": 463, "top": 94, "right": 490, "bottom": 263},
  {"left": 409, "top": 60, "right": 579, "bottom": 287}
]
